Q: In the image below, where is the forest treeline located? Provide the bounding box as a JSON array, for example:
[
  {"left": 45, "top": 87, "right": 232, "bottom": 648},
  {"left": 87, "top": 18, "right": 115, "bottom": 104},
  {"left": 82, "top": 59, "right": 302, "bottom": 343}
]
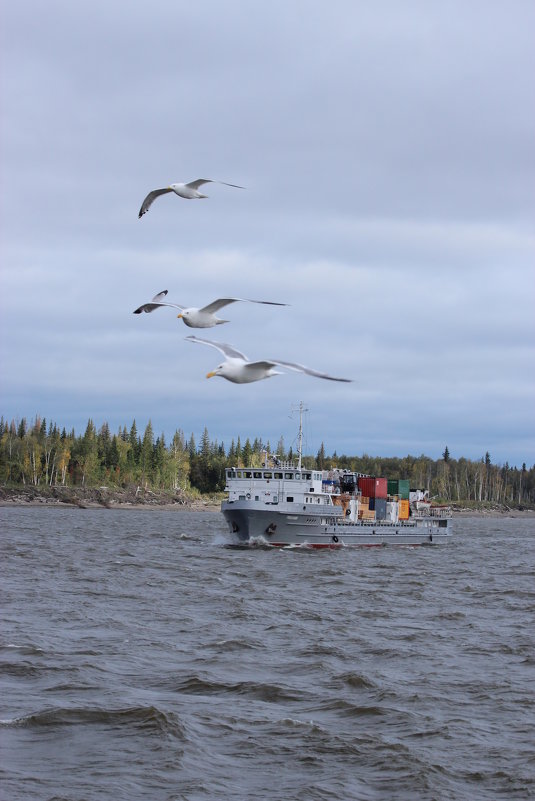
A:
[{"left": 1, "top": 416, "right": 534, "bottom": 505}]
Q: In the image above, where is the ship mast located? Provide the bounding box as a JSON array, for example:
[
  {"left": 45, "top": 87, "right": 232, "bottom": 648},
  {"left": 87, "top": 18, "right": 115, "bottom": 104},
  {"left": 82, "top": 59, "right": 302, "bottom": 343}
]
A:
[{"left": 294, "top": 400, "right": 308, "bottom": 470}]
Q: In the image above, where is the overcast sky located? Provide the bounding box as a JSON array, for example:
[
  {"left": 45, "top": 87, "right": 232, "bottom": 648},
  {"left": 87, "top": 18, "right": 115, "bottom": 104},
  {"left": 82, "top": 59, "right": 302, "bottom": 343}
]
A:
[{"left": 1, "top": 0, "right": 534, "bottom": 466}]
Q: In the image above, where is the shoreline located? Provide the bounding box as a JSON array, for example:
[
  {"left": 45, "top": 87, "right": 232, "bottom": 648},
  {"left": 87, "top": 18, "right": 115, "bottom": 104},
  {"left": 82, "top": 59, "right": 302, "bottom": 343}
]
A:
[
  {"left": 0, "top": 487, "right": 533, "bottom": 517},
  {"left": 0, "top": 486, "right": 221, "bottom": 513},
  {"left": 0, "top": 499, "right": 222, "bottom": 512}
]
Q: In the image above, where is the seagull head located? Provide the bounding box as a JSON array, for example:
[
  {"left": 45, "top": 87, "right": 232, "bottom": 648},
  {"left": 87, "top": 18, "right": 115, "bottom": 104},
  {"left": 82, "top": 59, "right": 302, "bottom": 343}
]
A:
[
  {"left": 177, "top": 308, "right": 199, "bottom": 328},
  {"left": 206, "top": 363, "right": 226, "bottom": 379},
  {"left": 206, "top": 359, "right": 246, "bottom": 382}
]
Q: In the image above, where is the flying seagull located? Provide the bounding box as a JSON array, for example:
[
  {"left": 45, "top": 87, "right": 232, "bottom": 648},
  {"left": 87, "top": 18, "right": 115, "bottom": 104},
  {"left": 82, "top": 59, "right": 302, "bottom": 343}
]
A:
[
  {"left": 133, "top": 291, "right": 288, "bottom": 328},
  {"left": 185, "top": 335, "right": 353, "bottom": 383},
  {"left": 138, "top": 179, "right": 245, "bottom": 217}
]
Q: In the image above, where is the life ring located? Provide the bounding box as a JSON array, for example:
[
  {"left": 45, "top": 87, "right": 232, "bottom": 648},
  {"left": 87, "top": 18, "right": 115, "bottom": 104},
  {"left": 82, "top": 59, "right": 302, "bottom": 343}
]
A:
[
  {"left": 246, "top": 493, "right": 251, "bottom": 500},
  {"left": 332, "top": 535, "right": 339, "bottom": 543}
]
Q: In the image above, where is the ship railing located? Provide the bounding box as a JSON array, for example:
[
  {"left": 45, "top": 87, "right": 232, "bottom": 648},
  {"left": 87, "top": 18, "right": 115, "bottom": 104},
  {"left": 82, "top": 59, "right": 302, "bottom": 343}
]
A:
[{"left": 411, "top": 507, "right": 451, "bottom": 519}]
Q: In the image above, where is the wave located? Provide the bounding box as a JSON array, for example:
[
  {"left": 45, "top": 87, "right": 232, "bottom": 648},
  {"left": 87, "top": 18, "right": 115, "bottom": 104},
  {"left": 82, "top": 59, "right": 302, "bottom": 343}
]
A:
[
  {"left": 1, "top": 643, "right": 45, "bottom": 655},
  {"left": 174, "top": 674, "right": 304, "bottom": 703},
  {"left": 335, "top": 671, "right": 376, "bottom": 689},
  {"left": 0, "top": 705, "right": 185, "bottom": 739}
]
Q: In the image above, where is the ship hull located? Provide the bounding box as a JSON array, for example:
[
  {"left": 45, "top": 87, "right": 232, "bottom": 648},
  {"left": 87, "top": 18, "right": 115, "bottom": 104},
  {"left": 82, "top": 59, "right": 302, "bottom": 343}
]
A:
[{"left": 221, "top": 501, "right": 451, "bottom": 547}]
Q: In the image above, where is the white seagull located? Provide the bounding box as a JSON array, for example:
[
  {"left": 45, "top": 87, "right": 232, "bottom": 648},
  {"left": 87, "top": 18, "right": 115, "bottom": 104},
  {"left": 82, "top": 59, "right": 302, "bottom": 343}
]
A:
[
  {"left": 138, "top": 179, "right": 245, "bottom": 217},
  {"left": 133, "top": 291, "right": 288, "bottom": 328},
  {"left": 186, "top": 335, "right": 353, "bottom": 383}
]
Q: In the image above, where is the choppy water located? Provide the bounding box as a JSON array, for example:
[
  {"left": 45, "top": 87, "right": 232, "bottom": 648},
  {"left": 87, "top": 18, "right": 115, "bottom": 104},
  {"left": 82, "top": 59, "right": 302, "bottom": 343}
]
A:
[{"left": 1, "top": 508, "right": 534, "bottom": 801}]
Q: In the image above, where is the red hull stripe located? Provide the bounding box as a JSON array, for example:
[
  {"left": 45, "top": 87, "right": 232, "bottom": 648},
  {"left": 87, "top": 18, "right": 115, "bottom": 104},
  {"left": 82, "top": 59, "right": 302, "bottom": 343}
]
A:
[{"left": 268, "top": 542, "right": 425, "bottom": 548}]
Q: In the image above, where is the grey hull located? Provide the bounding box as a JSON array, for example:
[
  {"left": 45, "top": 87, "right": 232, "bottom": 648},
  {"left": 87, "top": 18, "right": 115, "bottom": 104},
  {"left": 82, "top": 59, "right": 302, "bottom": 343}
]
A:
[{"left": 222, "top": 501, "right": 451, "bottom": 547}]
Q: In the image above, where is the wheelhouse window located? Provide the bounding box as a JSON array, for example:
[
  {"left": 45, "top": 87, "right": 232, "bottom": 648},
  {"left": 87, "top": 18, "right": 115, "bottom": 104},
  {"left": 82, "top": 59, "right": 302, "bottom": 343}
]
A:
[
  {"left": 253, "top": 472, "right": 262, "bottom": 478},
  {"left": 274, "top": 472, "right": 283, "bottom": 479},
  {"left": 285, "top": 473, "right": 293, "bottom": 479},
  {"left": 264, "top": 472, "right": 272, "bottom": 479}
]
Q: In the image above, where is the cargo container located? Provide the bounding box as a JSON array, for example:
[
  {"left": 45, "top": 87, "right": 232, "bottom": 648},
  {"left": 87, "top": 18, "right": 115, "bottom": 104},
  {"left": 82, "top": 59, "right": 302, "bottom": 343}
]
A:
[
  {"left": 398, "top": 480, "right": 410, "bottom": 500},
  {"left": 369, "top": 497, "right": 387, "bottom": 520},
  {"left": 387, "top": 479, "right": 399, "bottom": 496},
  {"left": 358, "top": 477, "right": 387, "bottom": 498},
  {"left": 398, "top": 499, "right": 410, "bottom": 520}
]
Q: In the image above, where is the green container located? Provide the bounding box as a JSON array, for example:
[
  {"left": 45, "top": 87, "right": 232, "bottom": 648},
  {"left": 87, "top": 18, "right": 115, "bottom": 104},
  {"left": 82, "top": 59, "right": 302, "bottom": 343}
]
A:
[
  {"left": 398, "top": 479, "right": 410, "bottom": 500},
  {"left": 387, "top": 479, "right": 399, "bottom": 496}
]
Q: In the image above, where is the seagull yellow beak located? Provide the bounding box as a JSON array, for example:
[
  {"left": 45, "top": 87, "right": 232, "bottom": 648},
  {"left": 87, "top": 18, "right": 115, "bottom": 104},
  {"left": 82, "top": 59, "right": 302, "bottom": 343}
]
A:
[
  {"left": 177, "top": 313, "right": 183, "bottom": 319},
  {"left": 206, "top": 371, "right": 216, "bottom": 379}
]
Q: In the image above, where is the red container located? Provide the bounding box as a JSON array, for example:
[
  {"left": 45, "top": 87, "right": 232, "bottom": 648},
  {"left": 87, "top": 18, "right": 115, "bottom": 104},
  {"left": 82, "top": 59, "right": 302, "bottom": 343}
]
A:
[{"left": 358, "top": 477, "right": 388, "bottom": 498}]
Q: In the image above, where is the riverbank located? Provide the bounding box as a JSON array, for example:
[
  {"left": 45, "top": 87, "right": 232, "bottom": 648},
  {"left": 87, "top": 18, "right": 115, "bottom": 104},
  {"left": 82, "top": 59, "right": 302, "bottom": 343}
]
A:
[
  {"left": 1, "top": 485, "right": 534, "bottom": 516},
  {"left": 0, "top": 485, "right": 221, "bottom": 512}
]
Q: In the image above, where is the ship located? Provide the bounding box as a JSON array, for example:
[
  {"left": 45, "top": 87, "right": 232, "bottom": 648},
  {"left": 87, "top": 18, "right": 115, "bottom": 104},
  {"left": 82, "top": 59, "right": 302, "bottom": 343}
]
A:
[{"left": 221, "top": 405, "right": 452, "bottom": 548}]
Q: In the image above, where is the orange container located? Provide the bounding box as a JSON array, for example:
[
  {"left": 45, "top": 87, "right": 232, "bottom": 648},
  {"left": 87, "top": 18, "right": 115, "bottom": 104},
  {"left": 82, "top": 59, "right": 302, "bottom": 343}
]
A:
[{"left": 398, "top": 499, "right": 410, "bottom": 520}]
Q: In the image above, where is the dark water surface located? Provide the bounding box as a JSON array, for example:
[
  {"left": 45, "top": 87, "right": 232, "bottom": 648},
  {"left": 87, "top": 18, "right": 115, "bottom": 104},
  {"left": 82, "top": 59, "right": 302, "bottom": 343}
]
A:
[{"left": 1, "top": 508, "right": 534, "bottom": 801}]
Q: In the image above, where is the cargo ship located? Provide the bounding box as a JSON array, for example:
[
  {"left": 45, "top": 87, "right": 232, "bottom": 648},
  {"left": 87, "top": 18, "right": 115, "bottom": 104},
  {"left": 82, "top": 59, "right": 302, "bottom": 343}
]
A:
[{"left": 221, "top": 407, "right": 452, "bottom": 548}]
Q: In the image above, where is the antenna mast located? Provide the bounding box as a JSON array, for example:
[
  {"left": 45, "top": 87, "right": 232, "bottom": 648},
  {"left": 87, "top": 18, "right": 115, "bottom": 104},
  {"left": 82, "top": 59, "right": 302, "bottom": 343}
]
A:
[{"left": 293, "top": 400, "right": 308, "bottom": 470}]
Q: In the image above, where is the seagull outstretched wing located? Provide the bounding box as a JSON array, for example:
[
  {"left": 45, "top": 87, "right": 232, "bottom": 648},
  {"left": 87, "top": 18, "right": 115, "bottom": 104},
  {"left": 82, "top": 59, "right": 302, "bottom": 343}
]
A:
[
  {"left": 185, "top": 335, "right": 248, "bottom": 360},
  {"left": 138, "top": 188, "right": 173, "bottom": 218}
]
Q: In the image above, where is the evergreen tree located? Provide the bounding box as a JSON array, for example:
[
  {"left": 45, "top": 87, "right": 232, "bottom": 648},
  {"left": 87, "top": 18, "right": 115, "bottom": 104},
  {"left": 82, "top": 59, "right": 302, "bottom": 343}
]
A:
[
  {"left": 188, "top": 433, "right": 196, "bottom": 459},
  {"left": 77, "top": 419, "right": 99, "bottom": 486},
  {"left": 140, "top": 421, "right": 154, "bottom": 484},
  {"left": 242, "top": 438, "right": 253, "bottom": 466}
]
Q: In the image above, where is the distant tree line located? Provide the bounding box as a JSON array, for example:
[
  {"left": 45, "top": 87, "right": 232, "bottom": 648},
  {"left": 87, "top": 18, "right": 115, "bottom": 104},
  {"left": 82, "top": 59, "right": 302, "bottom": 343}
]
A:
[{"left": 0, "top": 416, "right": 533, "bottom": 504}]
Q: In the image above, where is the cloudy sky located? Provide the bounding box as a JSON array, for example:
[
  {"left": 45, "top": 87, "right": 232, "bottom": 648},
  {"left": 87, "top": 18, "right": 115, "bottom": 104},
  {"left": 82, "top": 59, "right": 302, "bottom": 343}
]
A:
[{"left": 1, "top": 1, "right": 534, "bottom": 465}]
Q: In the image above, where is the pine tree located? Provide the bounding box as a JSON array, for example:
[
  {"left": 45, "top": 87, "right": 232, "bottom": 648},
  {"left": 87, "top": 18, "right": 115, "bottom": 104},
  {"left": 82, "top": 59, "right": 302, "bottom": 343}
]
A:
[
  {"left": 242, "top": 438, "right": 253, "bottom": 466},
  {"left": 188, "top": 433, "right": 196, "bottom": 459},
  {"left": 140, "top": 421, "right": 154, "bottom": 485}
]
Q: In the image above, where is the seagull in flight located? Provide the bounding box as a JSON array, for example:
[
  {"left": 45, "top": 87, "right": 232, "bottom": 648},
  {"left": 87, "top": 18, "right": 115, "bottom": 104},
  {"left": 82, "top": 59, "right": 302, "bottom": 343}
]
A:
[
  {"left": 138, "top": 179, "right": 245, "bottom": 217},
  {"left": 186, "top": 336, "right": 353, "bottom": 383},
  {"left": 133, "top": 291, "right": 288, "bottom": 328}
]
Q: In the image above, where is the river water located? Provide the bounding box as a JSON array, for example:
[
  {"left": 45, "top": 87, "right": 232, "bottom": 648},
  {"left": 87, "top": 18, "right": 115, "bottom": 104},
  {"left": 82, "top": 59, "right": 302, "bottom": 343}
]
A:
[{"left": 1, "top": 508, "right": 534, "bottom": 801}]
